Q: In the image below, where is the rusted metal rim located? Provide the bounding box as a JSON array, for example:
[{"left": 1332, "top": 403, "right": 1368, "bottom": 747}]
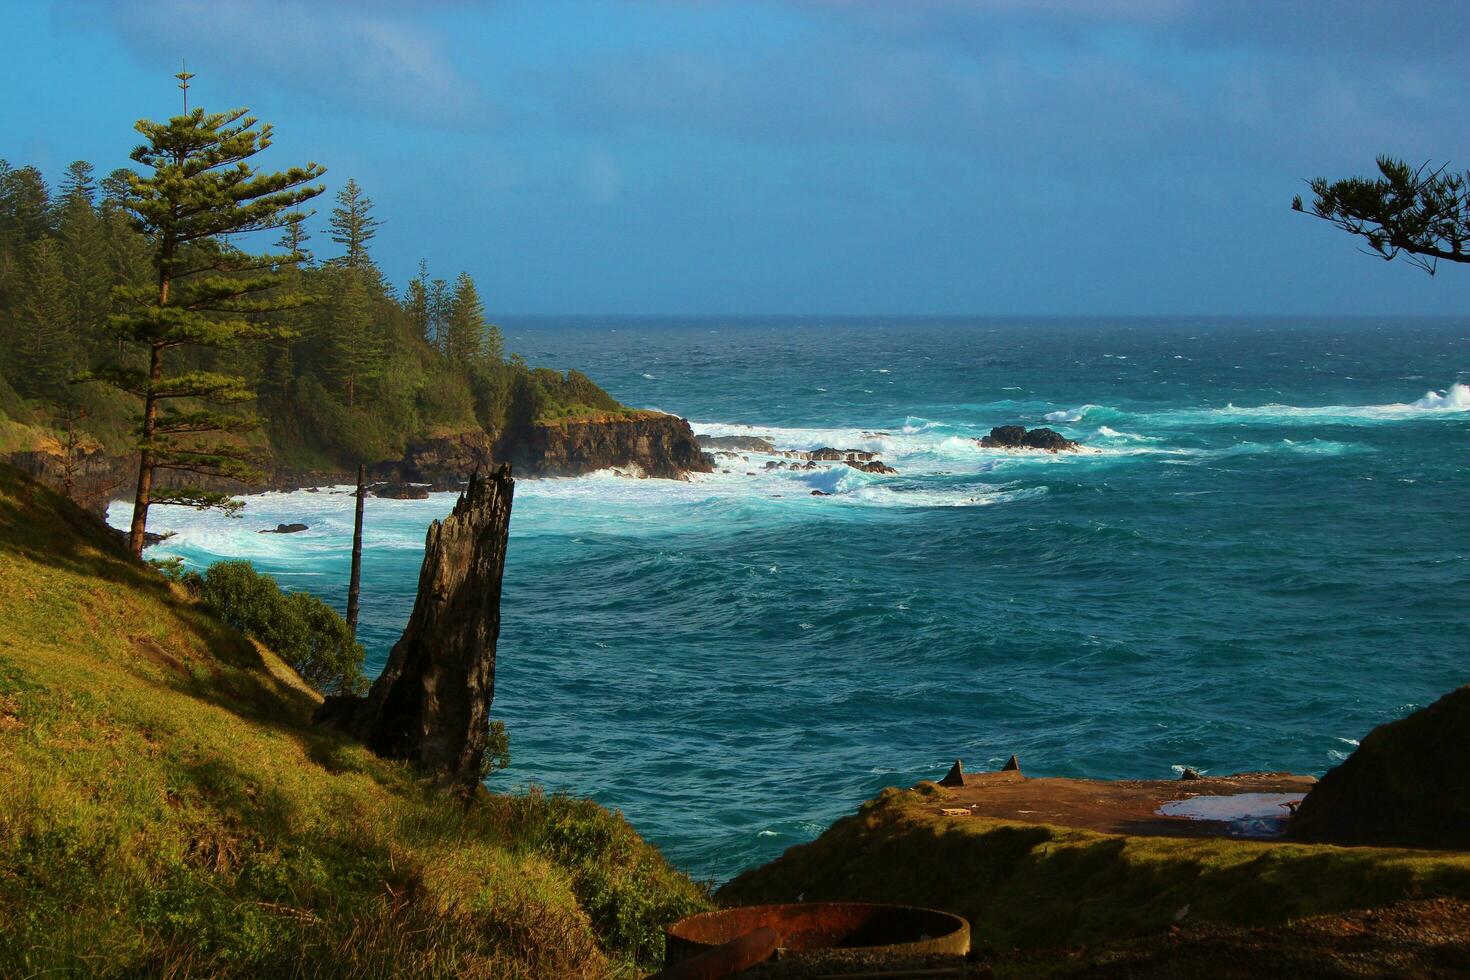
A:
[{"left": 666, "top": 902, "right": 970, "bottom": 967}]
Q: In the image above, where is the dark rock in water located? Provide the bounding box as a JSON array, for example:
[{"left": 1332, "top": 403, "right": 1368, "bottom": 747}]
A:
[
  {"left": 696, "top": 433, "right": 777, "bottom": 453},
  {"left": 306, "top": 487, "right": 320, "bottom": 493},
  {"left": 810, "top": 490, "right": 830, "bottom": 497},
  {"left": 1180, "top": 767, "right": 1203, "bottom": 781},
  {"left": 846, "top": 459, "right": 898, "bottom": 475},
  {"left": 939, "top": 759, "right": 965, "bottom": 788},
  {"left": 980, "top": 426, "right": 1081, "bottom": 452},
  {"left": 259, "top": 523, "right": 309, "bottom": 534},
  {"left": 810, "top": 447, "right": 846, "bottom": 461},
  {"left": 141, "top": 530, "right": 174, "bottom": 547},
  {"left": 372, "top": 482, "right": 431, "bottom": 500},
  {"left": 1290, "top": 685, "right": 1470, "bottom": 848},
  {"left": 1001, "top": 754, "right": 1021, "bottom": 772},
  {"left": 315, "top": 467, "right": 514, "bottom": 794}
]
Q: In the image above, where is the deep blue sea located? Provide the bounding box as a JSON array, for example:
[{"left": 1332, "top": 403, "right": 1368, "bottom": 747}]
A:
[{"left": 114, "top": 317, "right": 1470, "bottom": 882}]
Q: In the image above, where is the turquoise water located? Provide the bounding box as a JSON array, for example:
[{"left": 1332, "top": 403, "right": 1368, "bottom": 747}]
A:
[{"left": 118, "top": 317, "right": 1470, "bottom": 882}]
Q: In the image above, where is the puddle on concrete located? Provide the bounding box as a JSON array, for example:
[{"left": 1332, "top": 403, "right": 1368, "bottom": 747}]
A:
[{"left": 1156, "top": 792, "right": 1306, "bottom": 836}]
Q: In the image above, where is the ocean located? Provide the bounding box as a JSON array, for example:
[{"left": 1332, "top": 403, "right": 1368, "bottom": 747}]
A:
[{"left": 113, "top": 317, "right": 1470, "bottom": 883}]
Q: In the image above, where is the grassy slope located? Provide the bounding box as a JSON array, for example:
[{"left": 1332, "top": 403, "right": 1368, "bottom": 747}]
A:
[
  {"left": 719, "top": 782, "right": 1470, "bottom": 955},
  {"left": 0, "top": 463, "right": 707, "bottom": 978}
]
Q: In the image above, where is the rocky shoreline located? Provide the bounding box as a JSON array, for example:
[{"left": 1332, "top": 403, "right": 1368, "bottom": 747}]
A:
[{"left": 6, "top": 410, "right": 712, "bottom": 516}]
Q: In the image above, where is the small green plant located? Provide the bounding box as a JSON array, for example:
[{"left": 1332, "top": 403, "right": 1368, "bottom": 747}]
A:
[
  {"left": 188, "top": 560, "right": 367, "bottom": 696},
  {"left": 480, "top": 719, "right": 511, "bottom": 779}
]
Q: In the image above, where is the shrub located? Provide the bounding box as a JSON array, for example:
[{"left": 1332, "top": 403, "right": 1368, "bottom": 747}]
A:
[{"left": 188, "top": 561, "right": 367, "bottom": 696}]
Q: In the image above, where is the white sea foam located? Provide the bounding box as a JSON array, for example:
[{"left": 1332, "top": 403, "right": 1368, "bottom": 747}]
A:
[{"left": 1045, "top": 405, "right": 1096, "bottom": 423}]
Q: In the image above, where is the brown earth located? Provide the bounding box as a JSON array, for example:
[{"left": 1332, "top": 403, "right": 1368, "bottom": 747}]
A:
[{"left": 925, "top": 769, "right": 1316, "bottom": 839}]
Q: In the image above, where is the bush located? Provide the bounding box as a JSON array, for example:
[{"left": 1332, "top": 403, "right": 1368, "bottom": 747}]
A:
[{"left": 188, "top": 561, "right": 367, "bottom": 696}]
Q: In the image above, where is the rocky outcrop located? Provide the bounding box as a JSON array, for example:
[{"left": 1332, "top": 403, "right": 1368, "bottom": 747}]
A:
[
  {"left": 696, "top": 434, "right": 778, "bottom": 453},
  {"left": 259, "top": 523, "right": 308, "bottom": 534},
  {"left": 846, "top": 459, "right": 898, "bottom": 475},
  {"left": 388, "top": 431, "right": 497, "bottom": 486},
  {"left": 979, "top": 426, "right": 1081, "bottom": 452},
  {"left": 499, "top": 413, "right": 713, "bottom": 479},
  {"left": 315, "top": 466, "right": 514, "bottom": 793},
  {"left": 371, "top": 482, "right": 431, "bottom": 500},
  {"left": 9, "top": 411, "right": 712, "bottom": 515},
  {"left": 1290, "top": 686, "right": 1470, "bottom": 849}
]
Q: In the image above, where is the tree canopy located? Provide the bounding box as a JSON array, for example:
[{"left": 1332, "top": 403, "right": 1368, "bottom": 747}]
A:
[{"left": 1294, "top": 156, "right": 1470, "bottom": 275}]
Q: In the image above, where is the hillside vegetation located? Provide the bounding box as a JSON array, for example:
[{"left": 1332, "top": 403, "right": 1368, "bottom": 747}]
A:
[
  {"left": 0, "top": 463, "right": 706, "bottom": 977},
  {"left": 0, "top": 158, "right": 635, "bottom": 477}
]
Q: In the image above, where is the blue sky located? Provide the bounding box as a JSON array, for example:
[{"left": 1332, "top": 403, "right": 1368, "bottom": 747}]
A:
[{"left": 5, "top": 0, "right": 1470, "bottom": 316}]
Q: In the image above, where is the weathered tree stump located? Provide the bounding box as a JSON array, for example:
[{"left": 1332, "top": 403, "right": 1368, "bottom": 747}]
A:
[{"left": 316, "top": 465, "right": 514, "bottom": 793}]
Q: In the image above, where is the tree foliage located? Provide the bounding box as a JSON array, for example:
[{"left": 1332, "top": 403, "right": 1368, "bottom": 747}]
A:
[
  {"left": 84, "top": 105, "right": 326, "bottom": 556},
  {"left": 1294, "top": 156, "right": 1470, "bottom": 274},
  {"left": 186, "top": 559, "right": 367, "bottom": 696},
  {"left": 0, "top": 95, "right": 630, "bottom": 526}
]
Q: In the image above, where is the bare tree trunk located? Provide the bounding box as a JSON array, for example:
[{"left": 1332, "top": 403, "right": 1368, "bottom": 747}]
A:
[
  {"left": 346, "top": 463, "right": 365, "bottom": 635},
  {"left": 316, "top": 466, "right": 514, "bottom": 795},
  {"left": 127, "top": 340, "right": 164, "bottom": 559}
]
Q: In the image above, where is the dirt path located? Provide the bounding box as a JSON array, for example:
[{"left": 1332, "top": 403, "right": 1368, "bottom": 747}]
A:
[{"left": 923, "top": 769, "right": 1317, "bottom": 838}]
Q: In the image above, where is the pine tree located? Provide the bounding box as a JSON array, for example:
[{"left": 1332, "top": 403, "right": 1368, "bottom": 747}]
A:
[
  {"left": 442, "top": 271, "right": 494, "bottom": 367},
  {"left": 55, "top": 171, "right": 112, "bottom": 359},
  {"left": 85, "top": 101, "right": 325, "bottom": 558},
  {"left": 328, "top": 178, "right": 380, "bottom": 270},
  {"left": 60, "top": 161, "right": 96, "bottom": 207},
  {"left": 428, "top": 277, "right": 451, "bottom": 352},
  {"left": 12, "top": 237, "right": 73, "bottom": 397},
  {"left": 404, "top": 259, "right": 431, "bottom": 343},
  {"left": 275, "top": 213, "right": 313, "bottom": 266},
  {"left": 324, "top": 265, "right": 384, "bottom": 408}
]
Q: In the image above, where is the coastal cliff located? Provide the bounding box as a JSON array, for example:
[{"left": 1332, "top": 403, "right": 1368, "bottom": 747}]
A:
[
  {"left": 495, "top": 412, "right": 714, "bottom": 479},
  {"left": 6, "top": 410, "right": 712, "bottom": 514}
]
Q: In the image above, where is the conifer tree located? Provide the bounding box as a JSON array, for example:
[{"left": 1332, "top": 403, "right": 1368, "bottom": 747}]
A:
[
  {"left": 276, "top": 213, "right": 313, "bottom": 265},
  {"left": 429, "top": 276, "right": 451, "bottom": 352},
  {"left": 404, "top": 259, "right": 431, "bottom": 343},
  {"left": 324, "top": 265, "right": 383, "bottom": 407},
  {"left": 12, "top": 237, "right": 72, "bottom": 397},
  {"left": 442, "top": 272, "right": 502, "bottom": 367},
  {"left": 86, "top": 100, "right": 325, "bottom": 558},
  {"left": 60, "top": 161, "right": 96, "bottom": 206},
  {"left": 328, "top": 178, "right": 380, "bottom": 270},
  {"left": 56, "top": 171, "right": 112, "bottom": 358}
]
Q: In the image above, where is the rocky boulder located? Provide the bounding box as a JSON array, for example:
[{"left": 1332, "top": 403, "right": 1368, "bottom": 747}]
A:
[
  {"left": 259, "top": 523, "right": 309, "bottom": 534},
  {"left": 696, "top": 434, "right": 778, "bottom": 453},
  {"left": 316, "top": 466, "right": 514, "bottom": 793},
  {"left": 979, "top": 425, "right": 1081, "bottom": 452},
  {"left": 1290, "top": 686, "right": 1470, "bottom": 848},
  {"left": 372, "top": 483, "right": 431, "bottom": 500}
]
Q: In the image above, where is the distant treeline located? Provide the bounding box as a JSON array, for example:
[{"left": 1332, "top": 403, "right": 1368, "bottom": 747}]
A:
[{"left": 0, "top": 160, "right": 624, "bottom": 469}]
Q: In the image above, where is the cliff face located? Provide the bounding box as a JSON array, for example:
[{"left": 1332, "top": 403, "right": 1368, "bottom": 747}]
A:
[
  {"left": 495, "top": 412, "right": 714, "bottom": 480},
  {"left": 317, "top": 465, "right": 514, "bottom": 791},
  {"left": 8, "top": 411, "right": 711, "bottom": 513}
]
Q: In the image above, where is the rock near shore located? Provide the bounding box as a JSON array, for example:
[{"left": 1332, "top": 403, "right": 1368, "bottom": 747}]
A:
[{"left": 979, "top": 425, "right": 1081, "bottom": 452}]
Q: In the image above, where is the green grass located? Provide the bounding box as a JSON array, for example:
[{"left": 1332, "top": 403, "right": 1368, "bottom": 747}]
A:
[
  {"left": 0, "top": 463, "right": 708, "bottom": 977},
  {"left": 719, "top": 782, "right": 1470, "bottom": 953}
]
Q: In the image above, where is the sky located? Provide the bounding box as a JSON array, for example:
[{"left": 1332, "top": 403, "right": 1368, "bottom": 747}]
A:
[{"left": 4, "top": 0, "right": 1470, "bottom": 316}]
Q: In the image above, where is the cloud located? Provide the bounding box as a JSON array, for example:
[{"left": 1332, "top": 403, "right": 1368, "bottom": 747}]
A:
[{"left": 62, "top": 0, "right": 492, "bottom": 128}]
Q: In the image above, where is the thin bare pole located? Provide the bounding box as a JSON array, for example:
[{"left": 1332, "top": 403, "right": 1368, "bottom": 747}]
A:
[{"left": 346, "top": 464, "right": 365, "bottom": 636}]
